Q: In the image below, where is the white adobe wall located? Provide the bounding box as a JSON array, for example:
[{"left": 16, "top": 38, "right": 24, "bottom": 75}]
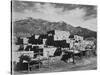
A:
[
  {"left": 23, "top": 37, "right": 29, "bottom": 44},
  {"left": 43, "top": 39, "right": 47, "bottom": 45},
  {"left": 54, "top": 30, "right": 70, "bottom": 40},
  {"left": 74, "top": 35, "right": 83, "bottom": 41},
  {"left": 12, "top": 51, "right": 34, "bottom": 63},
  {"left": 35, "top": 35, "right": 40, "bottom": 39},
  {"left": 43, "top": 47, "right": 57, "bottom": 57}
]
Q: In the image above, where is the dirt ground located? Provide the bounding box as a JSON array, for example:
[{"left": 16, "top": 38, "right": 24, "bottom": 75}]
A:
[{"left": 13, "top": 56, "right": 97, "bottom": 75}]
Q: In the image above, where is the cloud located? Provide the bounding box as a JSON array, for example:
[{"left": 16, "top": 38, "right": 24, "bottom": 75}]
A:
[{"left": 12, "top": 2, "right": 97, "bottom": 31}]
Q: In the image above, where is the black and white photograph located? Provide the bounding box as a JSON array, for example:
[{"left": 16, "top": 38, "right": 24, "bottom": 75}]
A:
[{"left": 11, "top": 0, "right": 97, "bottom": 74}]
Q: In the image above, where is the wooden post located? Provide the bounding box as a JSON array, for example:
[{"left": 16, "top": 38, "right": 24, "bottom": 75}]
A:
[
  {"left": 38, "top": 50, "right": 40, "bottom": 71},
  {"left": 28, "top": 53, "right": 30, "bottom": 73},
  {"left": 73, "top": 41, "right": 75, "bottom": 64},
  {"left": 47, "top": 51, "right": 50, "bottom": 69},
  {"left": 73, "top": 50, "right": 75, "bottom": 64},
  {"left": 28, "top": 62, "right": 30, "bottom": 73}
]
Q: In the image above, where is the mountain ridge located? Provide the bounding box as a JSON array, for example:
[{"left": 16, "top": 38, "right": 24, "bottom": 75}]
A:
[{"left": 13, "top": 17, "right": 97, "bottom": 38}]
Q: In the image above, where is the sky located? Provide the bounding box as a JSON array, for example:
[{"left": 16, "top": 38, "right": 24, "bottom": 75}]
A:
[{"left": 12, "top": 0, "right": 97, "bottom": 31}]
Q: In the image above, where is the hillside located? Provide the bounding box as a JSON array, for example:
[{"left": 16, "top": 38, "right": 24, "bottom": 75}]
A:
[{"left": 13, "top": 17, "right": 97, "bottom": 39}]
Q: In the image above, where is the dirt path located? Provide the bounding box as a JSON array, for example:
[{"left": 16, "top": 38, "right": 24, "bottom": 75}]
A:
[{"left": 13, "top": 57, "right": 97, "bottom": 74}]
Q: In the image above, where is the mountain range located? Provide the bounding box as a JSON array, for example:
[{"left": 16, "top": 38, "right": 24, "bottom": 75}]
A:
[{"left": 13, "top": 17, "right": 97, "bottom": 39}]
